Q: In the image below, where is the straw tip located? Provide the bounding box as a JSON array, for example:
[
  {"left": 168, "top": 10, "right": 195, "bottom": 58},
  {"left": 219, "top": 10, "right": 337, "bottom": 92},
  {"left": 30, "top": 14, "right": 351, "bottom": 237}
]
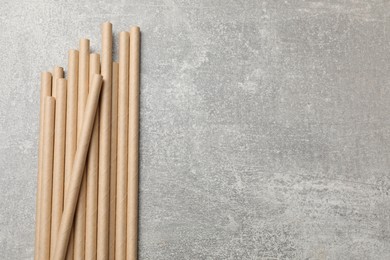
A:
[
  {"left": 45, "top": 96, "right": 56, "bottom": 103},
  {"left": 80, "top": 38, "right": 90, "bottom": 44},
  {"left": 120, "top": 31, "right": 130, "bottom": 37},
  {"left": 69, "top": 49, "right": 79, "bottom": 55},
  {"left": 130, "top": 26, "right": 140, "bottom": 33},
  {"left": 93, "top": 74, "right": 103, "bottom": 80},
  {"left": 90, "top": 53, "right": 100, "bottom": 58},
  {"left": 102, "top": 22, "right": 113, "bottom": 28},
  {"left": 41, "top": 71, "right": 52, "bottom": 77},
  {"left": 57, "top": 78, "right": 67, "bottom": 83}
]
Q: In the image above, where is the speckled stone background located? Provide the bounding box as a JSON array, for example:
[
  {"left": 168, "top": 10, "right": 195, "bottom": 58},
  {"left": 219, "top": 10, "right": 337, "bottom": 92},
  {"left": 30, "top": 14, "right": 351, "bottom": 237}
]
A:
[{"left": 1, "top": 0, "right": 390, "bottom": 259}]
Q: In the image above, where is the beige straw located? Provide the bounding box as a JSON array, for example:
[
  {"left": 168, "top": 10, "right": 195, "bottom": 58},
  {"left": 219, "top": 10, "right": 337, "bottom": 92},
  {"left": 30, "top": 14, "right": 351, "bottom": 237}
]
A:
[
  {"left": 50, "top": 79, "right": 67, "bottom": 259},
  {"left": 85, "top": 53, "right": 100, "bottom": 260},
  {"left": 116, "top": 31, "right": 130, "bottom": 260},
  {"left": 110, "top": 61, "right": 119, "bottom": 260},
  {"left": 74, "top": 39, "right": 90, "bottom": 260},
  {"left": 35, "top": 71, "right": 52, "bottom": 260},
  {"left": 52, "top": 74, "right": 103, "bottom": 260},
  {"left": 52, "top": 66, "right": 64, "bottom": 98},
  {"left": 127, "top": 26, "right": 141, "bottom": 260},
  {"left": 35, "top": 22, "right": 142, "bottom": 260},
  {"left": 39, "top": 97, "right": 56, "bottom": 260},
  {"left": 98, "top": 22, "right": 112, "bottom": 260},
  {"left": 64, "top": 49, "right": 79, "bottom": 260}
]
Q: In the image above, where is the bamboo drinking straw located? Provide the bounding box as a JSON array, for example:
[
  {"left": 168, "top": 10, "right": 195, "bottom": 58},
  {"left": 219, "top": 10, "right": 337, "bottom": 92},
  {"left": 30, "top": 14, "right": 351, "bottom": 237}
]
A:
[
  {"left": 64, "top": 49, "right": 79, "bottom": 260},
  {"left": 39, "top": 97, "right": 55, "bottom": 260},
  {"left": 35, "top": 71, "right": 52, "bottom": 260},
  {"left": 127, "top": 26, "right": 141, "bottom": 260},
  {"left": 52, "top": 74, "right": 103, "bottom": 260},
  {"left": 52, "top": 67, "right": 64, "bottom": 98},
  {"left": 110, "top": 61, "right": 119, "bottom": 260},
  {"left": 74, "top": 39, "right": 90, "bottom": 260},
  {"left": 50, "top": 79, "right": 67, "bottom": 258},
  {"left": 85, "top": 53, "right": 100, "bottom": 260},
  {"left": 116, "top": 31, "right": 130, "bottom": 260},
  {"left": 98, "top": 22, "right": 112, "bottom": 260}
]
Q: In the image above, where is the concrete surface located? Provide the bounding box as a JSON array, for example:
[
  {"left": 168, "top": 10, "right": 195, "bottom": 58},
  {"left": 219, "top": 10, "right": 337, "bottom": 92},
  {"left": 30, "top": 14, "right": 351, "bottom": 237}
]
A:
[{"left": 1, "top": 0, "right": 390, "bottom": 259}]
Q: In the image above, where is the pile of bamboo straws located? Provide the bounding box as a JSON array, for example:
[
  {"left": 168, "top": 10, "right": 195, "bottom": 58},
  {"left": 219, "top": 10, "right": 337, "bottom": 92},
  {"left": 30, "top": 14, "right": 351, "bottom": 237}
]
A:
[{"left": 35, "top": 22, "right": 140, "bottom": 260}]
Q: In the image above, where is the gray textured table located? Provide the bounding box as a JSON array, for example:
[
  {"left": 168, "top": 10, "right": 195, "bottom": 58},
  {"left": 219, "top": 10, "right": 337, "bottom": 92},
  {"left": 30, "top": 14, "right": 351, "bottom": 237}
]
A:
[{"left": 1, "top": 0, "right": 390, "bottom": 259}]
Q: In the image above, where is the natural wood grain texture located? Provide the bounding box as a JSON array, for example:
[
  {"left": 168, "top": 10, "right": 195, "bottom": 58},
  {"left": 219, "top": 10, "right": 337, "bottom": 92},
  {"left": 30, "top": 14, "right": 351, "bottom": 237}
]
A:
[
  {"left": 74, "top": 39, "right": 90, "bottom": 260},
  {"left": 127, "top": 26, "right": 141, "bottom": 260},
  {"left": 85, "top": 53, "right": 100, "bottom": 260},
  {"left": 109, "top": 61, "right": 119, "bottom": 260},
  {"left": 52, "top": 74, "right": 103, "bottom": 260},
  {"left": 39, "top": 97, "right": 56, "bottom": 260},
  {"left": 50, "top": 79, "right": 67, "bottom": 258},
  {"left": 64, "top": 49, "right": 79, "bottom": 260},
  {"left": 115, "top": 31, "right": 130, "bottom": 260},
  {"left": 35, "top": 71, "right": 52, "bottom": 260},
  {"left": 98, "top": 22, "right": 112, "bottom": 260}
]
